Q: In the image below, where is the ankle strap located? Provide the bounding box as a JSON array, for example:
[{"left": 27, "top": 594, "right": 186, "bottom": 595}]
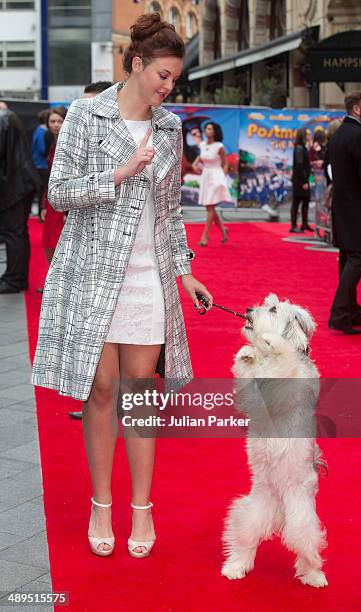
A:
[
  {"left": 91, "top": 496, "right": 112, "bottom": 508},
  {"left": 131, "top": 501, "right": 153, "bottom": 510}
]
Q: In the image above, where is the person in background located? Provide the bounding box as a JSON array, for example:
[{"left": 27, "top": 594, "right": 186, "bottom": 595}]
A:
[
  {"left": 192, "top": 122, "right": 231, "bottom": 246},
  {"left": 324, "top": 119, "right": 342, "bottom": 185},
  {"left": 309, "top": 127, "right": 327, "bottom": 233},
  {"left": 32, "top": 109, "right": 51, "bottom": 217},
  {"left": 328, "top": 91, "right": 361, "bottom": 335},
  {"left": 83, "top": 81, "right": 113, "bottom": 98},
  {"left": 309, "top": 126, "right": 326, "bottom": 171},
  {"left": 290, "top": 128, "right": 311, "bottom": 233},
  {"left": 39, "top": 107, "right": 68, "bottom": 270},
  {"left": 0, "top": 101, "right": 8, "bottom": 110},
  {"left": 305, "top": 128, "right": 313, "bottom": 151},
  {"left": 0, "top": 108, "right": 39, "bottom": 293}
]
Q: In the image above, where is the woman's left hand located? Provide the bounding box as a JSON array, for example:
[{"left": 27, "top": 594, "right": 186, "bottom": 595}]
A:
[{"left": 181, "top": 274, "right": 213, "bottom": 310}]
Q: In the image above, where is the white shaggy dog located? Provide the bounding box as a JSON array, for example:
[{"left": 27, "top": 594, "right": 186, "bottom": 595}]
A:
[{"left": 221, "top": 294, "right": 327, "bottom": 588}]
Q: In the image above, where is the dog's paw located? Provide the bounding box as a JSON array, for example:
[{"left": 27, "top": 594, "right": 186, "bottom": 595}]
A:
[
  {"left": 221, "top": 562, "right": 248, "bottom": 580},
  {"left": 236, "top": 345, "right": 256, "bottom": 363},
  {"left": 298, "top": 570, "right": 328, "bottom": 588}
]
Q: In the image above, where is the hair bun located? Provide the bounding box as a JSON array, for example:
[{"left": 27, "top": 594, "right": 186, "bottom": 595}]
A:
[{"left": 130, "top": 12, "right": 174, "bottom": 43}]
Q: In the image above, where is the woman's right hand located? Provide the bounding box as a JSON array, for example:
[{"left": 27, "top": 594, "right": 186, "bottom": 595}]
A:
[{"left": 114, "top": 128, "right": 155, "bottom": 185}]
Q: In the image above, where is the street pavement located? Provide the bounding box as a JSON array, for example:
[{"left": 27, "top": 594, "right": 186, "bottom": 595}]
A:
[{"left": 0, "top": 243, "right": 53, "bottom": 611}]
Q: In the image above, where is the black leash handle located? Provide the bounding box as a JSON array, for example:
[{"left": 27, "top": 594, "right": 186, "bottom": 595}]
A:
[{"left": 195, "top": 292, "right": 247, "bottom": 319}]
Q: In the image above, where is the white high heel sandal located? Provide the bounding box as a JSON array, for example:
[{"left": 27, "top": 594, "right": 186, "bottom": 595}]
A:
[
  {"left": 88, "top": 497, "right": 115, "bottom": 557},
  {"left": 128, "top": 502, "right": 156, "bottom": 558}
]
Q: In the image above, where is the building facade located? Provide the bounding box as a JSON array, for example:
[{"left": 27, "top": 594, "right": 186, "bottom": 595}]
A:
[
  {"left": 0, "top": 0, "right": 41, "bottom": 99},
  {"left": 47, "top": 0, "right": 112, "bottom": 104},
  {"left": 112, "top": 0, "right": 200, "bottom": 88},
  {"left": 189, "top": 0, "right": 361, "bottom": 108},
  {"left": 0, "top": 0, "right": 113, "bottom": 103}
]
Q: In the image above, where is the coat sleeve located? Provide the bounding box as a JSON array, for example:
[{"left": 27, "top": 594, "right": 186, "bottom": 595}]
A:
[
  {"left": 48, "top": 99, "right": 116, "bottom": 211},
  {"left": 352, "top": 131, "right": 361, "bottom": 186},
  {"left": 168, "top": 123, "right": 194, "bottom": 277}
]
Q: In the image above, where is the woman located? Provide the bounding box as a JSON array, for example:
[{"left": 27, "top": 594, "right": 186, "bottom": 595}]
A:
[
  {"left": 31, "top": 108, "right": 51, "bottom": 217},
  {"left": 324, "top": 120, "right": 341, "bottom": 186},
  {"left": 40, "top": 107, "right": 67, "bottom": 265},
  {"left": 31, "top": 13, "right": 212, "bottom": 559},
  {"left": 290, "top": 128, "right": 311, "bottom": 233},
  {"left": 192, "top": 122, "right": 231, "bottom": 246}
]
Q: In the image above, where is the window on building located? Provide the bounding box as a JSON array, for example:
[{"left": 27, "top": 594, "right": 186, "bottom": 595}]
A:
[
  {"left": 168, "top": 6, "right": 180, "bottom": 30},
  {"left": 48, "top": 0, "right": 91, "bottom": 28},
  {"left": 0, "top": 0, "right": 35, "bottom": 8},
  {"left": 186, "top": 12, "right": 197, "bottom": 38},
  {"left": 238, "top": 0, "right": 249, "bottom": 51},
  {"left": 48, "top": 40, "right": 91, "bottom": 85},
  {"left": 48, "top": 0, "right": 91, "bottom": 85},
  {"left": 149, "top": 1, "right": 162, "bottom": 15},
  {"left": 0, "top": 41, "right": 35, "bottom": 67},
  {"left": 270, "top": 0, "right": 286, "bottom": 40}
]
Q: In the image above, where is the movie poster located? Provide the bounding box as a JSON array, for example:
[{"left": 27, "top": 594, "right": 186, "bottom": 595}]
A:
[
  {"left": 238, "top": 108, "right": 342, "bottom": 211},
  {"left": 166, "top": 104, "right": 343, "bottom": 211}
]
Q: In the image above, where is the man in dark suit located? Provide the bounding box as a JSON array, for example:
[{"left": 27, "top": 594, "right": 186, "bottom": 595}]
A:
[
  {"left": 0, "top": 108, "right": 38, "bottom": 293},
  {"left": 328, "top": 91, "right": 361, "bottom": 335}
]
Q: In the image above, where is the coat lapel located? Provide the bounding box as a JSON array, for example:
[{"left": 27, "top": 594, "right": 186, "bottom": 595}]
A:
[{"left": 89, "top": 82, "right": 179, "bottom": 182}]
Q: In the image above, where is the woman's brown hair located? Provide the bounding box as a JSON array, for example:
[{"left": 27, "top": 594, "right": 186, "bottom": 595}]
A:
[
  {"left": 123, "top": 12, "right": 185, "bottom": 74},
  {"left": 294, "top": 128, "right": 307, "bottom": 147},
  {"left": 46, "top": 106, "right": 67, "bottom": 127}
]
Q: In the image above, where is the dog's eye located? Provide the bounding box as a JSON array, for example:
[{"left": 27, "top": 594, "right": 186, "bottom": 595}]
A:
[{"left": 269, "top": 306, "right": 277, "bottom": 313}]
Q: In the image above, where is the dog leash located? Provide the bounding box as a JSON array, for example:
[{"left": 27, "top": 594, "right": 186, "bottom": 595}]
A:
[{"left": 195, "top": 292, "right": 247, "bottom": 319}]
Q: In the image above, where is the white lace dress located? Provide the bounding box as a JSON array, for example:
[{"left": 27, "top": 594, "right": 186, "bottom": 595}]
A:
[
  {"left": 105, "top": 119, "right": 165, "bottom": 345},
  {"left": 198, "top": 141, "right": 232, "bottom": 206}
]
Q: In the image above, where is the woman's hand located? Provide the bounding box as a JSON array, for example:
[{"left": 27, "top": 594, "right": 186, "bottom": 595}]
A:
[
  {"left": 40, "top": 208, "right": 47, "bottom": 222},
  {"left": 114, "top": 128, "right": 155, "bottom": 185},
  {"left": 192, "top": 156, "right": 203, "bottom": 175},
  {"left": 181, "top": 274, "right": 213, "bottom": 310}
]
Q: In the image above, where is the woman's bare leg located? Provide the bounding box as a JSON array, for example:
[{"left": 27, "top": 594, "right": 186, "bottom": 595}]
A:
[
  {"left": 119, "top": 344, "right": 161, "bottom": 554},
  {"left": 82, "top": 342, "right": 120, "bottom": 552},
  {"left": 200, "top": 205, "right": 217, "bottom": 244},
  {"left": 213, "top": 208, "right": 227, "bottom": 238}
]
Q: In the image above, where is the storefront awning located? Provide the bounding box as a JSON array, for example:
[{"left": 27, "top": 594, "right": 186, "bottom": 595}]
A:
[{"left": 188, "top": 29, "right": 307, "bottom": 81}]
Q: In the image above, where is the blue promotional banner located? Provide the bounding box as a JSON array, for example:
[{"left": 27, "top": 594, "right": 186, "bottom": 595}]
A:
[
  {"left": 166, "top": 104, "right": 344, "bottom": 211},
  {"left": 237, "top": 107, "right": 342, "bottom": 210}
]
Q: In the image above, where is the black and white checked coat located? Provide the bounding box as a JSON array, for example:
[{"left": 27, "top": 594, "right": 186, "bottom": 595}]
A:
[{"left": 31, "top": 83, "right": 194, "bottom": 401}]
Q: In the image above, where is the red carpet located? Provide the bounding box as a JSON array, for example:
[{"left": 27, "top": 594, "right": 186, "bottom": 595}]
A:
[{"left": 25, "top": 219, "right": 361, "bottom": 611}]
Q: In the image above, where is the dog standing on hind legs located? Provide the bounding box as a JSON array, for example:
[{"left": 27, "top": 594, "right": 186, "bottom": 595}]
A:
[{"left": 221, "top": 294, "right": 328, "bottom": 588}]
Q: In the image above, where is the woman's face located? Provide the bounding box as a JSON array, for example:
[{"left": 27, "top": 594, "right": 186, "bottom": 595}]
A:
[
  {"left": 136, "top": 56, "right": 183, "bottom": 106},
  {"left": 205, "top": 124, "right": 215, "bottom": 139},
  {"left": 48, "top": 113, "right": 64, "bottom": 135}
]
